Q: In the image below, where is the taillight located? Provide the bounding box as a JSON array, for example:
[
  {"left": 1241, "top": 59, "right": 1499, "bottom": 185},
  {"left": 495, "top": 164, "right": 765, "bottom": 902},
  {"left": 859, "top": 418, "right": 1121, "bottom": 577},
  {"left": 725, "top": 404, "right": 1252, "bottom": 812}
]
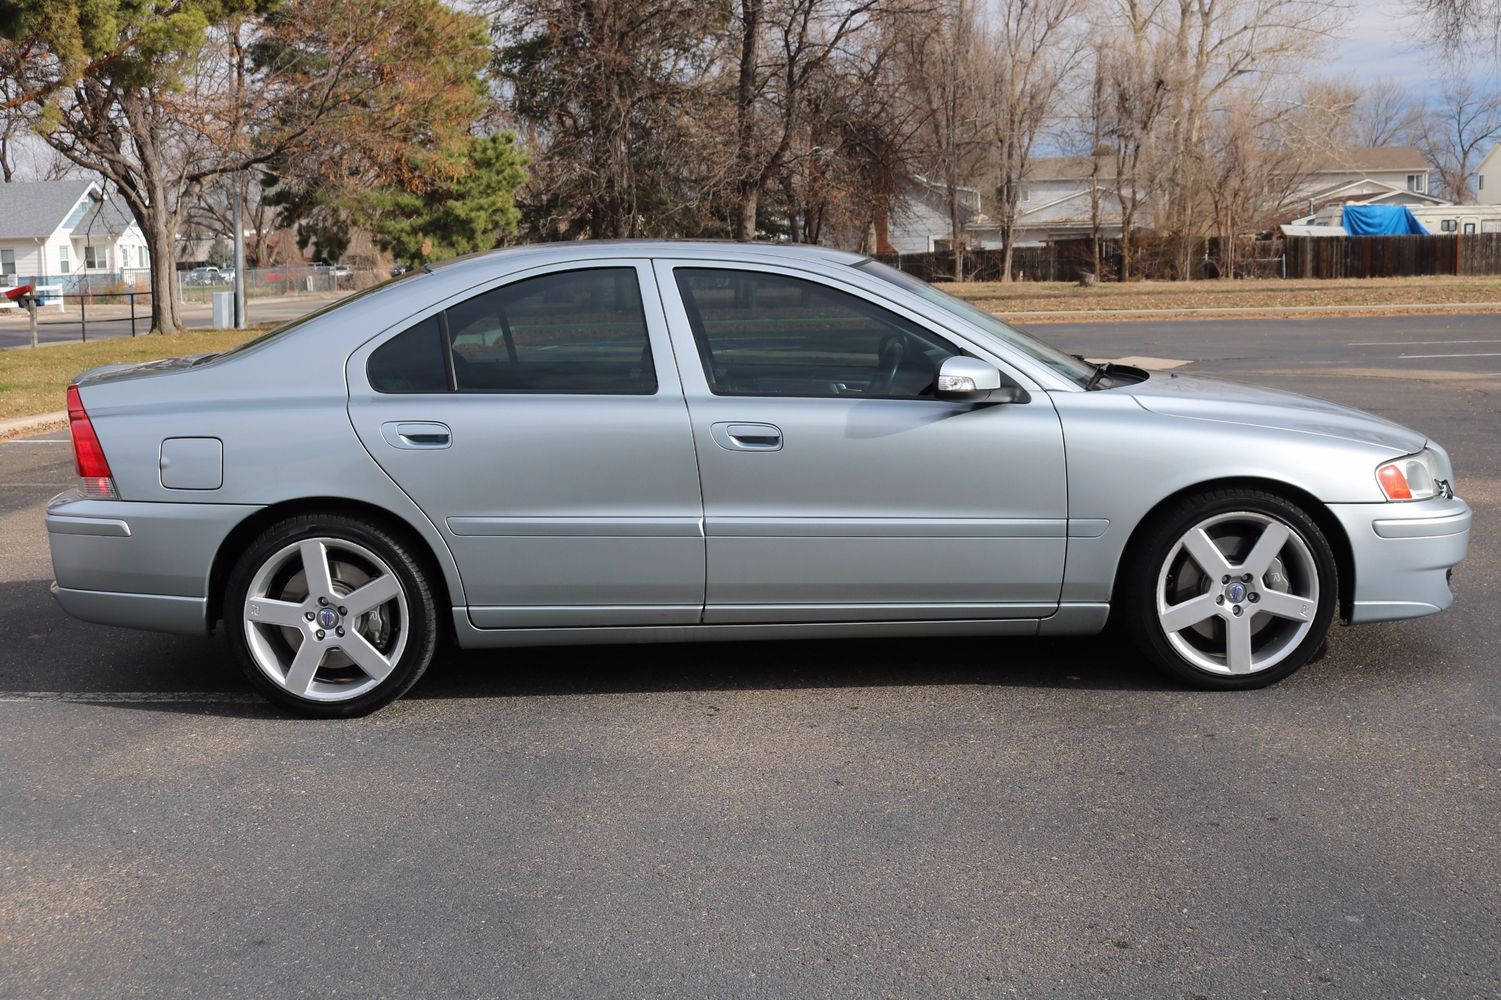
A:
[{"left": 66, "top": 385, "right": 118, "bottom": 499}]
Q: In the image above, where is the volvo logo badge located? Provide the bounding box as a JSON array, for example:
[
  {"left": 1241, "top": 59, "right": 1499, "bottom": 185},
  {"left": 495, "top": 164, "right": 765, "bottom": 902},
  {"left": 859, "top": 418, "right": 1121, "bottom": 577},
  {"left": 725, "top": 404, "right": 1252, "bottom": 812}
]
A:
[
  {"left": 1227, "top": 582, "right": 1246, "bottom": 603},
  {"left": 316, "top": 607, "right": 339, "bottom": 629}
]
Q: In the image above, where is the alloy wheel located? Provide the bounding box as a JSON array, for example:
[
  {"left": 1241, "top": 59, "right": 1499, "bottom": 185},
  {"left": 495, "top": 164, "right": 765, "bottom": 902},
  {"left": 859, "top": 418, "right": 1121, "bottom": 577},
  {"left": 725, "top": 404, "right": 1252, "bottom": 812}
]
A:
[
  {"left": 1154, "top": 511, "right": 1320, "bottom": 676},
  {"left": 241, "top": 537, "right": 409, "bottom": 703}
]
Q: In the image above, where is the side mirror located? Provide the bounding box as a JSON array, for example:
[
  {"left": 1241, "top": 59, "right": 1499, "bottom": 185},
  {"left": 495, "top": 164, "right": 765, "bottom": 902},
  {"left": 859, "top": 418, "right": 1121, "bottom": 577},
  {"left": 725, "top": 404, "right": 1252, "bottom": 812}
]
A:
[{"left": 936, "top": 357, "right": 1030, "bottom": 404}]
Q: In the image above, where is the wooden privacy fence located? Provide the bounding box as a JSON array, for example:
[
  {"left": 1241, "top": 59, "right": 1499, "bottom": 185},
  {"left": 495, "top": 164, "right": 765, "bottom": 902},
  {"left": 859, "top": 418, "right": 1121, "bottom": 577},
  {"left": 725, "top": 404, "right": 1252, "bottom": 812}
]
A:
[
  {"left": 883, "top": 234, "right": 1501, "bottom": 282},
  {"left": 873, "top": 239, "right": 1113, "bottom": 284}
]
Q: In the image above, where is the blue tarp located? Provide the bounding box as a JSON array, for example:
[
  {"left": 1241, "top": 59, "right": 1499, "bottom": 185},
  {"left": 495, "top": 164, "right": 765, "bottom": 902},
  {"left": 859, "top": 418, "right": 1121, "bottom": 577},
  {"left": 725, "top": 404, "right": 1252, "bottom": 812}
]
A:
[{"left": 1341, "top": 205, "right": 1430, "bottom": 236}]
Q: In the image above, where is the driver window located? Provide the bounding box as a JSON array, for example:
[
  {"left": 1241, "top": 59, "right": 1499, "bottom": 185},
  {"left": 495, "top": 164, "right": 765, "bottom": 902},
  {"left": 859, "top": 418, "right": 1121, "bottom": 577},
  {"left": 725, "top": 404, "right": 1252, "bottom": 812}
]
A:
[{"left": 673, "top": 268, "right": 960, "bottom": 399}]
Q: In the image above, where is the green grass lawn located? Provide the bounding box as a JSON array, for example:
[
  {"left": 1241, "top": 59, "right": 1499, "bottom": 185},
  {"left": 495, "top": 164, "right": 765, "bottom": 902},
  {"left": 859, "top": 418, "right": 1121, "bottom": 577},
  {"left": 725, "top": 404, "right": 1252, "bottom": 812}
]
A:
[{"left": 0, "top": 328, "right": 263, "bottom": 424}]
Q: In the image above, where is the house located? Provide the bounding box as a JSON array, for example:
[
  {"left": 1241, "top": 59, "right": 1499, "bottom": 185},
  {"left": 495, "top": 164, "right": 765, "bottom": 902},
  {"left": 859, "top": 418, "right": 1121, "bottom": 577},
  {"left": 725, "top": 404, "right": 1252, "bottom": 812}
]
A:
[
  {"left": 0, "top": 180, "right": 151, "bottom": 293},
  {"left": 887, "top": 176, "right": 984, "bottom": 253},
  {"left": 890, "top": 146, "right": 1445, "bottom": 255},
  {"left": 1288, "top": 146, "right": 1448, "bottom": 217},
  {"left": 1472, "top": 143, "right": 1501, "bottom": 205},
  {"left": 1005, "top": 155, "right": 1132, "bottom": 244}
]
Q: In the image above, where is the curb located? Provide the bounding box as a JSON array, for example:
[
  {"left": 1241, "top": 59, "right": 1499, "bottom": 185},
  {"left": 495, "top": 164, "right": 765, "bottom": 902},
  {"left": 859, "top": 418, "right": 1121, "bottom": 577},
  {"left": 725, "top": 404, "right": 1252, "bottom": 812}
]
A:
[
  {"left": 0, "top": 410, "right": 67, "bottom": 440},
  {"left": 1003, "top": 301, "right": 1501, "bottom": 320}
]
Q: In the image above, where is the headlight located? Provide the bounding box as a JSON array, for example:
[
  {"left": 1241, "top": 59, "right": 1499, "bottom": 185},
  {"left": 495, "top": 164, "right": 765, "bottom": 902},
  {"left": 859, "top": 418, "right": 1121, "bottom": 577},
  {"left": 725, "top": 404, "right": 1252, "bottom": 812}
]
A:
[{"left": 1376, "top": 449, "right": 1442, "bottom": 501}]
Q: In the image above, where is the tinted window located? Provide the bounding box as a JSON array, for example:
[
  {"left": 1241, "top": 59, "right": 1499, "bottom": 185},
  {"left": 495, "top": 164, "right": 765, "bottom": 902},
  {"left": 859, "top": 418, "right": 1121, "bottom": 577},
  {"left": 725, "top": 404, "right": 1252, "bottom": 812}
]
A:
[
  {"left": 368, "top": 316, "right": 449, "bottom": 393},
  {"left": 448, "top": 268, "right": 656, "bottom": 394},
  {"left": 674, "top": 269, "right": 959, "bottom": 399}
]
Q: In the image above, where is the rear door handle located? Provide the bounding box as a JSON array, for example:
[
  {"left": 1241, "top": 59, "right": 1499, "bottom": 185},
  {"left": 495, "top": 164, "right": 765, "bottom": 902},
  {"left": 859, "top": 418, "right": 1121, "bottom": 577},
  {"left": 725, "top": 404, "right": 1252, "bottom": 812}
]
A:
[
  {"left": 710, "top": 422, "right": 782, "bottom": 452},
  {"left": 381, "top": 421, "right": 452, "bottom": 449}
]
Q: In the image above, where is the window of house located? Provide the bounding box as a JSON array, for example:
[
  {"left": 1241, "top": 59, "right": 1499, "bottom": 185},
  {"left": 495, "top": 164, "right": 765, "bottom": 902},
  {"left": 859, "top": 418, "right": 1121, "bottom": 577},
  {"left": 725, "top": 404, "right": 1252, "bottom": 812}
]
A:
[
  {"left": 83, "top": 245, "right": 108, "bottom": 270},
  {"left": 58, "top": 245, "right": 70, "bottom": 274},
  {"left": 119, "top": 246, "right": 130, "bottom": 269},
  {"left": 1484, "top": 220, "right": 1501, "bottom": 234},
  {"left": 1481, "top": 175, "right": 1486, "bottom": 191},
  {"left": 672, "top": 268, "right": 961, "bottom": 399},
  {"left": 1, "top": 248, "right": 15, "bottom": 278},
  {"left": 1464, "top": 222, "right": 1477, "bottom": 234},
  {"left": 368, "top": 267, "right": 657, "bottom": 396},
  {"left": 1407, "top": 174, "right": 1426, "bottom": 193},
  {"left": 1442, "top": 219, "right": 1458, "bottom": 232}
]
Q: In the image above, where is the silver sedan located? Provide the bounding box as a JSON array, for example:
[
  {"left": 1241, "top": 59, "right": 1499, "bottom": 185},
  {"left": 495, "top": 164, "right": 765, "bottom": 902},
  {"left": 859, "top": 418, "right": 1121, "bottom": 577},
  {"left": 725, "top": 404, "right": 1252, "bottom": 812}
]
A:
[{"left": 46, "top": 243, "right": 1472, "bottom": 715}]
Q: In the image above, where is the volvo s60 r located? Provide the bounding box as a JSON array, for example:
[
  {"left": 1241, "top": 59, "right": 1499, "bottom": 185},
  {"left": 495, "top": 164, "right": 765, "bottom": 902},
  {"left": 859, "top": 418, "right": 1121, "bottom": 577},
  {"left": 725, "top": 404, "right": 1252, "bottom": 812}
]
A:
[{"left": 46, "top": 243, "right": 1471, "bottom": 715}]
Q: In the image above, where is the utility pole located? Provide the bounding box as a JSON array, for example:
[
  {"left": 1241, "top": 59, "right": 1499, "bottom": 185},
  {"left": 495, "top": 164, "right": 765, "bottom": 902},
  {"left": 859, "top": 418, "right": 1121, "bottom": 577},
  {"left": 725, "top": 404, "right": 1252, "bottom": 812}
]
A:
[{"left": 233, "top": 170, "right": 247, "bottom": 329}]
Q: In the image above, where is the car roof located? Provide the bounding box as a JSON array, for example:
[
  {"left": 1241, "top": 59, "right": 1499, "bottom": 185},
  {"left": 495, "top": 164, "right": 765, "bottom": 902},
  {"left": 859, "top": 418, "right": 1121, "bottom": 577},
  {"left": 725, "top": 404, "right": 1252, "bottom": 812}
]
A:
[{"left": 426, "top": 240, "right": 869, "bottom": 283}]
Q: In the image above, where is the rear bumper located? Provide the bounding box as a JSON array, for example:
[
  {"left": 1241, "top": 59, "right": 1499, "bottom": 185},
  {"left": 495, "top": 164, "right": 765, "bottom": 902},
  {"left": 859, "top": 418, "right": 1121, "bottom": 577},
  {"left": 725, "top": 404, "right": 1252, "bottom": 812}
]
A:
[
  {"left": 46, "top": 490, "right": 259, "bottom": 636},
  {"left": 50, "top": 584, "right": 210, "bottom": 636},
  {"left": 1328, "top": 495, "right": 1471, "bottom": 624}
]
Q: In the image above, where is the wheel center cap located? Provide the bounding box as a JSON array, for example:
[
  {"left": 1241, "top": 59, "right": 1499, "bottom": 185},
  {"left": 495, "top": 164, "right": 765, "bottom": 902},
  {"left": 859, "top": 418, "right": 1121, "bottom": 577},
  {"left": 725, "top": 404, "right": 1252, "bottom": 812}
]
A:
[
  {"left": 316, "top": 607, "right": 340, "bottom": 629},
  {"left": 1226, "top": 582, "right": 1246, "bottom": 603}
]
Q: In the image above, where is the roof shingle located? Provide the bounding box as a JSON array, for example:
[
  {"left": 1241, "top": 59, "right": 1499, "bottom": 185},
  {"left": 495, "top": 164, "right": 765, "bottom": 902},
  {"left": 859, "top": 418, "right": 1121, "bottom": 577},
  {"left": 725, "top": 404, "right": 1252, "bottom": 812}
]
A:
[{"left": 0, "top": 180, "right": 97, "bottom": 239}]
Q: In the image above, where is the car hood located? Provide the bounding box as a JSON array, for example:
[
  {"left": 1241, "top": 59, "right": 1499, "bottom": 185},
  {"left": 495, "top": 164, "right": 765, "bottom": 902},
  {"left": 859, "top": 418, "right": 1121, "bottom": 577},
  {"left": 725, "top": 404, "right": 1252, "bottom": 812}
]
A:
[{"left": 1119, "top": 373, "right": 1427, "bottom": 454}]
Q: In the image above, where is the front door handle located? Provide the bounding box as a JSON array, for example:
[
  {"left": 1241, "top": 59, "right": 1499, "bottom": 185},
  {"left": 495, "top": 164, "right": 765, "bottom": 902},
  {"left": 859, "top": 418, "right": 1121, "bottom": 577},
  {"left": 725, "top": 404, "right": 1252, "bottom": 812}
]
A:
[
  {"left": 381, "top": 421, "right": 452, "bottom": 450},
  {"left": 710, "top": 421, "right": 782, "bottom": 452}
]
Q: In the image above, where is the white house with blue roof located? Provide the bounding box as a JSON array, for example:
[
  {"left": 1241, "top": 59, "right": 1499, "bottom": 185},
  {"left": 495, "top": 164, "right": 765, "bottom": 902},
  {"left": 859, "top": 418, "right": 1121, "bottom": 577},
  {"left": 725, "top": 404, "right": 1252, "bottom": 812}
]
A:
[{"left": 0, "top": 179, "right": 150, "bottom": 294}]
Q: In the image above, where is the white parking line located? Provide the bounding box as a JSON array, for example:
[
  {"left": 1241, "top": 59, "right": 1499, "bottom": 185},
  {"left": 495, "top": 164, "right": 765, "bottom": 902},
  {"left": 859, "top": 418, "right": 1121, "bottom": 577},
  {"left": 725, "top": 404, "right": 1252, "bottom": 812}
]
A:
[
  {"left": 1398, "top": 352, "right": 1501, "bottom": 359},
  {"left": 0, "top": 691, "right": 261, "bottom": 703},
  {"left": 1348, "top": 339, "right": 1501, "bottom": 346}
]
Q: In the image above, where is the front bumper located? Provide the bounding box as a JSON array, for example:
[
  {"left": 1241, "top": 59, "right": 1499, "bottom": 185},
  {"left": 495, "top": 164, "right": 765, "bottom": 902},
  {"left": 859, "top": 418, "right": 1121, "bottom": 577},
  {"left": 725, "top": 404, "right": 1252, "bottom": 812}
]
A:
[
  {"left": 46, "top": 490, "right": 260, "bottom": 636},
  {"left": 1327, "top": 494, "right": 1471, "bottom": 624}
]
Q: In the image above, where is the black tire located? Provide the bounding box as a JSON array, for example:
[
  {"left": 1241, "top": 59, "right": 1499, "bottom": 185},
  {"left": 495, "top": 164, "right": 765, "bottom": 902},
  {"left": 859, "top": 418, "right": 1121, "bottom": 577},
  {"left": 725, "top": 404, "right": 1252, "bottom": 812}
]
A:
[
  {"left": 225, "top": 512, "right": 439, "bottom": 717},
  {"left": 1120, "top": 488, "right": 1339, "bottom": 690}
]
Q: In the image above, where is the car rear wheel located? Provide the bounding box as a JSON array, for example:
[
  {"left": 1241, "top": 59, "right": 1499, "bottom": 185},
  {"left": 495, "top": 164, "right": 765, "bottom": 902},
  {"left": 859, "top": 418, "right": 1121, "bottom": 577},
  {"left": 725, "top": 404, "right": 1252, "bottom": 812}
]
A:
[
  {"left": 1123, "top": 489, "right": 1338, "bottom": 689},
  {"left": 225, "top": 514, "right": 438, "bottom": 716}
]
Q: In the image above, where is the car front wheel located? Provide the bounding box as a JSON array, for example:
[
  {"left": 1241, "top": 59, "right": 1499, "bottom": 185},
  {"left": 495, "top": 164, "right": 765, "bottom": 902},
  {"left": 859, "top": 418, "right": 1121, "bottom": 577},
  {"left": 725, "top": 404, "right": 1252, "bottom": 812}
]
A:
[
  {"left": 225, "top": 513, "right": 439, "bottom": 716},
  {"left": 1124, "top": 489, "right": 1338, "bottom": 689}
]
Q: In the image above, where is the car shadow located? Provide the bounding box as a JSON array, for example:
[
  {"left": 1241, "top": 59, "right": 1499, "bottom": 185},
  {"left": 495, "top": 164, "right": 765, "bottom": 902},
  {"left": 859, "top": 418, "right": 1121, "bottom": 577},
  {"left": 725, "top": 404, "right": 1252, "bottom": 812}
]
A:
[
  {"left": 411, "top": 633, "right": 1173, "bottom": 702},
  {"left": 0, "top": 577, "right": 1188, "bottom": 718}
]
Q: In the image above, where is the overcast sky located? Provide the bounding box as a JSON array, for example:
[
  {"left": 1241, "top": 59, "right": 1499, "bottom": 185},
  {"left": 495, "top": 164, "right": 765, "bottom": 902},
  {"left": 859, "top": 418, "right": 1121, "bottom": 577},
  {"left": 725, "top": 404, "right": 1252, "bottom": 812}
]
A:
[{"left": 1327, "top": 1, "right": 1430, "bottom": 84}]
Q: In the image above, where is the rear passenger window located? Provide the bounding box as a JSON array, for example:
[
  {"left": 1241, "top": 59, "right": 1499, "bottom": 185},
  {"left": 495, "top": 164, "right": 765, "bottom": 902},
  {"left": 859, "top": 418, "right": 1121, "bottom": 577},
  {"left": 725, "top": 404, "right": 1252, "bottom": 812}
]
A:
[
  {"left": 448, "top": 268, "right": 656, "bottom": 394},
  {"left": 368, "top": 316, "right": 448, "bottom": 393}
]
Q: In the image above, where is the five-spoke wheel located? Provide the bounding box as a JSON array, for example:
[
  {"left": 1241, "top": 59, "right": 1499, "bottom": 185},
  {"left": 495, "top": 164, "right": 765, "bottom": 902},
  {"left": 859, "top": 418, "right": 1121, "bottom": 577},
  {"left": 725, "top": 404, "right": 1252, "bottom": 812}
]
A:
[
  {"left": 1125, "top": 489, "right": 1337, "bottom": 688},
  {"left": 226, "top": 514, "right": 438, "bottom": 716}
]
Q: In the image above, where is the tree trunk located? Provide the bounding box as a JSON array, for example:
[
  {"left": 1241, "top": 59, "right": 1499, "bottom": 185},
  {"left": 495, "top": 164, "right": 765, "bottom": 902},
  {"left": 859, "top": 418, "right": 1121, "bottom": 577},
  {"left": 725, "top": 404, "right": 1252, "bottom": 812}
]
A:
[
  {"left": 734, "top": 186, "right": 759, "bottom": 241},
  {"left": 143, "top": 215, "right": 183, "bottom": 333},
  {"left": 732, "top": 0, "right": 763, "bottom": 242}
]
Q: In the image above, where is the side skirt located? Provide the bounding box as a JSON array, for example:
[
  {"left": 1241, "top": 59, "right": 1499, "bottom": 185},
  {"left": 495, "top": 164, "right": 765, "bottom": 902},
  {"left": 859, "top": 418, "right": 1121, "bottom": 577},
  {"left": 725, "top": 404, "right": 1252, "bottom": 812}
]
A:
[{"left": 450, "top": 603, "right": 1111, "bottom": 649}]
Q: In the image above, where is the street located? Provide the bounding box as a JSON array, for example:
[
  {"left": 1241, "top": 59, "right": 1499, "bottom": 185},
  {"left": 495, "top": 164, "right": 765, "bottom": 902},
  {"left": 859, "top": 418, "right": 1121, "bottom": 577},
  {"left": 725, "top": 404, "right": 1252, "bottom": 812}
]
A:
[{"left": 1, "top": 315, "right": 1497, "bottom": 998}]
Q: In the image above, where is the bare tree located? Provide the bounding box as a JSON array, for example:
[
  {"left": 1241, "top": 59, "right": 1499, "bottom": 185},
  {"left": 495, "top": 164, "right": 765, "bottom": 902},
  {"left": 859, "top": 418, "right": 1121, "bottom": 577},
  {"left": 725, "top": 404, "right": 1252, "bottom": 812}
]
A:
[
  {"left": 1094, "top": 3, "right": 1170, "bottom": 281},
  {"left": 726, "top": 0, "right": 886, "bottom": 241},
  {"left": 1352, "top": 76, "right": 1423, "bottom": 147},
  {"left": 987, "top": 0, "right": 1087, "bottom": 282},
  {"left": 1409, "top": 0, "right": 1501, "bottom": 50},
  {"left": 894, "top": 0, "right": 992, "bottom": 277},
  {"left": 1415, "top": 75, "right": 1501, "bottom": 202}
]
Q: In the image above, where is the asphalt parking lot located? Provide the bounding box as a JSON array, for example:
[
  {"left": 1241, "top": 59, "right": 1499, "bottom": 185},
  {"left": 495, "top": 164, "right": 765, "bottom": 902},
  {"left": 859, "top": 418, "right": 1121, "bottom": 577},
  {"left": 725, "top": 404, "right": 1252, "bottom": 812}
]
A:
[{"left": 1, "top": 314, "right": 1497, "bottom": 998}]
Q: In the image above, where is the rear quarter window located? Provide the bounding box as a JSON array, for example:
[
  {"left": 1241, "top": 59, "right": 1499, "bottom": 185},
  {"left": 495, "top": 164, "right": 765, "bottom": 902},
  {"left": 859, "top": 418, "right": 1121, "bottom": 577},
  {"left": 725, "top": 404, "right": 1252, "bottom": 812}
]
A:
[{"left": 367, "top": 316, "right": 449, "bottom": 393}]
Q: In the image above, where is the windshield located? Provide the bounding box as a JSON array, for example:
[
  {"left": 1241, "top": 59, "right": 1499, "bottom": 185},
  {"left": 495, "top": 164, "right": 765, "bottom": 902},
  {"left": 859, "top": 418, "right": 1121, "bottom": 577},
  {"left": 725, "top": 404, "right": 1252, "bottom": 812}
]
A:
[{"left": 856, "top": 259, "right": 1094, "bottom": 387}]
